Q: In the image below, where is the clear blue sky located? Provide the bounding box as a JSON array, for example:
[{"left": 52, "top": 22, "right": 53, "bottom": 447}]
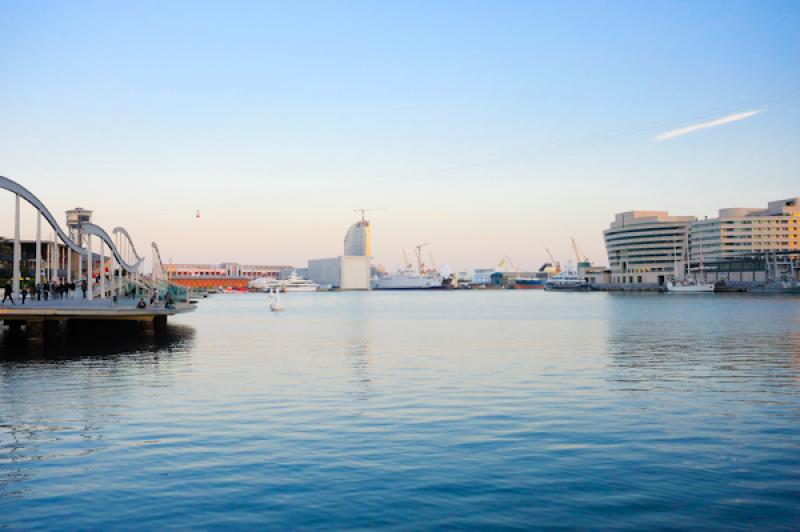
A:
[{"left": 1, "top": 0, "right": 798, "bottom": 270}]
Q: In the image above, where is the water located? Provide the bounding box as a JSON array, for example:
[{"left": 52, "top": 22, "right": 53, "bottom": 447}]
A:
[{"left": 2, "top": 291, "right": 800, "bottom": 529}]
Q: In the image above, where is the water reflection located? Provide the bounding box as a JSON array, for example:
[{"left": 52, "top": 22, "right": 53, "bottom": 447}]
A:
[
  {"left": 0, "top": 323, "right": 196, "bottom": 361},
  {"left": 604, "top": 295, "right": 800, "bottom": 394},
  {"left": 0, "top": 323, "right": 196, "bottom": 501}
]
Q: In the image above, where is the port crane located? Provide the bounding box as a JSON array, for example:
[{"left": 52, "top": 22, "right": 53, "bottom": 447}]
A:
[
  {"left": 570, "top": 237, "right": 589, "bottom": 264},
  {"left": 402, "top": 250, "right": 413, "bottom": 270},
  {"left": 497, "top": 255, "right": 519, "bottom": 273},
  {"left": 415, "top": 242, "right": 430, "bottom": 273},
  {"left": 544, "top": 247, "right": 561, "bottom": 272}
]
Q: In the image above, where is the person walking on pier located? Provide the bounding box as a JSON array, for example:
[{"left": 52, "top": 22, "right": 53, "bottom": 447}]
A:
[
  {"left": 81, "top": 279, "right": 87, "bottom": 298},
  {"left": 2, "top": 281, "right": 14, "bottom": 305},
  {"left": 21, "top": 284, "right": 27, "bottom": 304}
]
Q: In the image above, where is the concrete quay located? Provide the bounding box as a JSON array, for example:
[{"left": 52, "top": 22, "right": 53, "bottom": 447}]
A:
[{"left": 0, "top": 298, "right": 196, "bottom": 342}]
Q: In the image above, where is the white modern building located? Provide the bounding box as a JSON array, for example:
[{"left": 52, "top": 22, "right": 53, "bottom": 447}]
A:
[
  {"left": 604, "top": 198, "right": 800, "bottom": 289},
  {"left": 690, "top": 197, "right": 800, "bottom": 283},
  {"left": 307, "top": 216, "right": 373, "bottom": 290},
  {"left": 343, "top": 219, "right": 371, "bottom": 256},
  {"left": 308, "top": 256, "right": 371, "bottom": 290},
  {"left": 603, "top": 210, "right": 695, "bottom": 288}
]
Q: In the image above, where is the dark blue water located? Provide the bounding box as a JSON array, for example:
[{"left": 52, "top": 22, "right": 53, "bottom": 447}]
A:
[{"left": 2, "top": 292, "right": 800, "bottom": 529}]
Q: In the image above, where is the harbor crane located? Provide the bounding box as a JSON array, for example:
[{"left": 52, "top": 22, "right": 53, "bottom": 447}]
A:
[
  {"left": 402, "top": 250, "right": 412, "bottom": 269},
  {"left": 415, "top": 242, "right": 430, "bottom": 273},
  {"left": 571, "top": 237, "right": 589, "bottom": 264},
  {"left": 544, "top": 247, "right": 561, "bottom": 272},
  {"left": 353, "top": 207, "right": 386, "bottom": 223},
  {"left": 497, "top": 255, "right": 519, "bottom": 273}
]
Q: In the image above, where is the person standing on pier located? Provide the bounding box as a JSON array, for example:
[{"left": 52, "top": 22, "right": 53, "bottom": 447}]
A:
[
  {"left": 81, "top": 279, "right": 87, "bottom": 298},
  {"left": 21, "top": 284, "right": 27, "bottom": 304},
  {"left": 1, "top": 281, "right": 14, "bottom": 305}
]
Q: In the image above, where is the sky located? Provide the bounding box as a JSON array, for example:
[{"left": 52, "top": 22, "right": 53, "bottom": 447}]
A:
[{"left": 1, "top": 0, "right": 799, "bottom": 272}]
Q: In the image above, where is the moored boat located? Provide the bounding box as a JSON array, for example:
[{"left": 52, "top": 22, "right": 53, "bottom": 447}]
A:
[
  {"left": 666, "top": 278, "right": 715, "bottom": 293},
  {"left": 544, "top": 272, "right": 590, "bottom": 291}
]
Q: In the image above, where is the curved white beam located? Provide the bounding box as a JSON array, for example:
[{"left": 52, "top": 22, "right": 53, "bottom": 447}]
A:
[
  {"left": 0, "top": 175, "right": 83, "bottom": 253},
  {"left": 112, "top": 226, "right": 144, "bottom": 262},
  {"left": 82, "top": 223, "right": 143, "bottom": 273}
]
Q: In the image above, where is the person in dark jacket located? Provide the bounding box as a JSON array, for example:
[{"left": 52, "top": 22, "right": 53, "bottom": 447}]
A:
[
  {"left": 81, "top": 279, "right": 88, "bottom": 298},
  {"left": 2, "top": 282, "right": 14, "bottom": 305}
]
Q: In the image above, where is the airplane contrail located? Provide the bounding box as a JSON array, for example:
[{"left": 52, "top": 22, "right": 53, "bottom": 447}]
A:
[{"left": 654, "top": 109, "right": 762, "bottom": 142}]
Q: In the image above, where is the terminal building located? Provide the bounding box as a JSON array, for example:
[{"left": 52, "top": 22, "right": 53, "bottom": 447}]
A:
[
  {"left": 307, "top": 217, "right": 372, "bottom": 290},
  {"left": 604, "top": 197, "right": 800, "bottom": 289},
  {"left": 603, "top": 210, "right": 695, "bottom": 288},
  {"left": 166, "top": 262, "right": 292, "bottom": 290}
]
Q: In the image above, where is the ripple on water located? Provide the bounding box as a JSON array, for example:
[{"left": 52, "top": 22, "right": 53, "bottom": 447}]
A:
[{"left": 2, "top": 292, "right": 800, "bottom": 528}]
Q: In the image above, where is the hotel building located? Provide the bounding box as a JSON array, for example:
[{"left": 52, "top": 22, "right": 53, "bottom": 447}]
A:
[
  {"left": 690, "top": 198, "right": 800, "bottom": 282},
  {"left": 603, "top": 211, "right": 695, "bottom": 288},
  {"left": 604, "top": 198, "right": 800, "bottom": 289}
]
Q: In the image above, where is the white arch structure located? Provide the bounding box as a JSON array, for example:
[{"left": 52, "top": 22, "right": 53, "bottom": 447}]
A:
[{"left": 1, "top": 174, "right": 145, "bottom": 301}]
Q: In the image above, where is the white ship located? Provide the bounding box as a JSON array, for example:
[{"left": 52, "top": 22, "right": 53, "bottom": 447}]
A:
[
  {"left": 544, "top": 271, "right": 589, "bottom": 291},
  {"left": 373, "top": 269, "right": 444, "bottom": 290},
  {"left": 666, "top": 241, "right": 714, "bottom": 293},
  {"left": 248, "top": 271, "right": 319, "bottom": 292},
  {"left": 283, "top": 272, "right": 320, "bottom": 292},
  {"left": 372, "top": 243, "right": 444, "bottom": 290},
  {"left": 666, "top": 278, "right": 715, "bottom": 293}
]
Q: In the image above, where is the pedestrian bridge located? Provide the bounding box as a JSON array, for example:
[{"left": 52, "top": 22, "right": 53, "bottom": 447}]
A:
[{"left": 1, "top": 174, "right": 196, "bottom": 342}]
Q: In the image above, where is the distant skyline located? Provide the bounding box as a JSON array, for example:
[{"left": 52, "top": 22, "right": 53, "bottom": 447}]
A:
[{"left": 1, "top": 1, "right": 799, "bottom": 271}]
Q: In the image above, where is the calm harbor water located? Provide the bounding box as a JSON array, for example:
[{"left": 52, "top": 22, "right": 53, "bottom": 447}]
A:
[{"left": 2, "top": 291, "right": 800, "bottom": 529}]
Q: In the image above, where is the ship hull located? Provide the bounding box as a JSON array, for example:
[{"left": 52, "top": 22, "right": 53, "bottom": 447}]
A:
[{"left": 514, "top": 279, "right": 545, "bottom": 289}]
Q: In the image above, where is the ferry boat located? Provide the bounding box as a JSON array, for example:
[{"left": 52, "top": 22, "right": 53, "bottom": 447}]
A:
[
  {"left": 373, "top": 243, "right": 444, "bottom": 290},
  {"left": 544, "top": 271, "right": 590, "bottom": 291},
  {"left": 373, "top": 270, "right": 443, "bottom": 290}
]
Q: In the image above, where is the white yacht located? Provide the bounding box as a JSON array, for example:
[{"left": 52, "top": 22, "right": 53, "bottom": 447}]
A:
[
  {"left": 544, "top": 271, "right": 589, "bottom": 291},
  {"left": 283, "top": 272, "right": 320, "bottom": 292},
  {"left": 249, "top": 272, "right": 319, "bottom": 292}
]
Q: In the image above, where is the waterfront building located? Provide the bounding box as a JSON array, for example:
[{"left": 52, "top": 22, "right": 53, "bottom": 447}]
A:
[
  {"left": 166, "top": 262, "right": 292, "bottom": 289},
  {"left": 603, "top": 211, "right": 696, "bottom": 289},
  {"left": 604, "top": 198, "right": 800, "bottom": 290},
  {"left": 307, "top": 215, "right": 373, "bottom": 290},
  {"left": 343, "top": 219, "right": 371, "bottom": 257},
  {"left": 690, "top": 198, "right": 800, "bottom": 283}
]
